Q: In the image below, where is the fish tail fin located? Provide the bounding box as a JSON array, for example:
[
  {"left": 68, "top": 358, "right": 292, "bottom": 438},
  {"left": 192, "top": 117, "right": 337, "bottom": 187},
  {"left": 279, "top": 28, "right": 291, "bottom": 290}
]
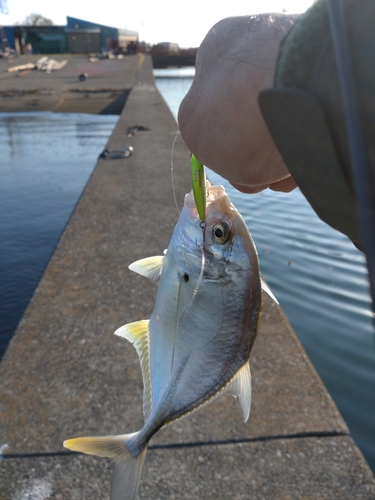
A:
[
  {"left": 64, "top": 432, "right": 148, "bottom": 500},
  {"left": 111, "top": 445, "right": 147, "bottom": 500}
]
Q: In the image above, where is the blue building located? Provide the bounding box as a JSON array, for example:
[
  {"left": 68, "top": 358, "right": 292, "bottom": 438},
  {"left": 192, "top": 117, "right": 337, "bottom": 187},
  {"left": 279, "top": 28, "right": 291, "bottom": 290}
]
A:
[
  {"left": 2, "top": 17, "right": 138, "bottom": 55},
  {"left": 66, "top": 17, "right": 118, "bottom": 53}
]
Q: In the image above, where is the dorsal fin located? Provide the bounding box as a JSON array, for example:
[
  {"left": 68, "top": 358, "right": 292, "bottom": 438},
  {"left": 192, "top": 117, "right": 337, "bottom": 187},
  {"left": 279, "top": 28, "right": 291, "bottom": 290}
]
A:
[
  {"left": 128, "top": 256, "right": 164, "bottom": 281},
  {"left": 115, "top": 321, "right": 152, "bottom": 421},
  {"left": 261, "top": 277, "right": 279, "bottom": 304}
]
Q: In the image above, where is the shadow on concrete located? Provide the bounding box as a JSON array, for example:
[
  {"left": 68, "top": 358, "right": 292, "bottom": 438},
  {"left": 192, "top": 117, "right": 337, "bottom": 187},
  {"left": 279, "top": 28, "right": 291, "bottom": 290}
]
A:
[{"left": 99, "top": 90, "right": 131, "bottom": 115}]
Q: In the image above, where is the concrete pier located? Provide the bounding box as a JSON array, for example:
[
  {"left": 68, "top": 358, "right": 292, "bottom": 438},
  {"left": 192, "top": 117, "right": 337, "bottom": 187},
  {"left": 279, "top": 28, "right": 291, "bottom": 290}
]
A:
[{"left": 1, "top": 55, "right": 374, "bottom": 499}]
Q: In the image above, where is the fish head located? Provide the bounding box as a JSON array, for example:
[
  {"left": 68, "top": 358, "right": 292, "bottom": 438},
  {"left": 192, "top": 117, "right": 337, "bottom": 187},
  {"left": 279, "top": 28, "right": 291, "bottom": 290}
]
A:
[{"left": 173, "top": 181, "right": 259, "bottom": 281}]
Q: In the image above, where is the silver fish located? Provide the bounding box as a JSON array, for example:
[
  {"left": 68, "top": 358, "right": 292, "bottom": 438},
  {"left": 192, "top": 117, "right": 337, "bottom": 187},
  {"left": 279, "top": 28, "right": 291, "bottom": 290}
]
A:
[{"left": 64, "top": 182, "right": 263, "bottom": 499}]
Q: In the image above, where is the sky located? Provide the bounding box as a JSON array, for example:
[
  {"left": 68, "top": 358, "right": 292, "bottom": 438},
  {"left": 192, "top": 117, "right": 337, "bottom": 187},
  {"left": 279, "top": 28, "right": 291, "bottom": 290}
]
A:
[{"left": 0, "top": 0, "right": 315, "bottom": 48}]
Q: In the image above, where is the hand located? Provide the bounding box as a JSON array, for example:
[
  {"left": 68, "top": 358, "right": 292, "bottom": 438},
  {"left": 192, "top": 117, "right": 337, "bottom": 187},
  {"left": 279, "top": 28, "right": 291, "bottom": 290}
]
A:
[{"left": 178, "top": 15, "right": 299, "bottom": 193}]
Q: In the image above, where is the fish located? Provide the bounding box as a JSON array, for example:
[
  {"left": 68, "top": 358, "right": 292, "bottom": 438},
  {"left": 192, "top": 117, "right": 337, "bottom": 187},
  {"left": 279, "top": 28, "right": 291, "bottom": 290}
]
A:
[{"left": 64, "top": 181, "right": 265, "bottom": 500}]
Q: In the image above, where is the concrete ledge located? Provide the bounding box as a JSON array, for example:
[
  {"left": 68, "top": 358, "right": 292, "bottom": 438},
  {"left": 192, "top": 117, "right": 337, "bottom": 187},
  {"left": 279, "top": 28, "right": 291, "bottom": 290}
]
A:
[
  {"left": 1, "top": 55, "right": 374, "bottom": 498},
  {"left": 1, "top": 436, "right": 374, "bottom": 500}
]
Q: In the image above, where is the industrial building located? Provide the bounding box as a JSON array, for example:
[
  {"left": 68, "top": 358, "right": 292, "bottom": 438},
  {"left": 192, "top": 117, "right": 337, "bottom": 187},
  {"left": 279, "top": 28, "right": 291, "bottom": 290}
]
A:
[{"left": 3, "top": 17, "right": 138, "bottom": 55}]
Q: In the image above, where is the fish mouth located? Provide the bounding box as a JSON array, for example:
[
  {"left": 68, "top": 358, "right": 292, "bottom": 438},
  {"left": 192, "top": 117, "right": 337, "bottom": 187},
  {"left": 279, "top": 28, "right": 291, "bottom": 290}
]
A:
[{"left": 184, "top": 180, "right": 227, "bottom": 211}]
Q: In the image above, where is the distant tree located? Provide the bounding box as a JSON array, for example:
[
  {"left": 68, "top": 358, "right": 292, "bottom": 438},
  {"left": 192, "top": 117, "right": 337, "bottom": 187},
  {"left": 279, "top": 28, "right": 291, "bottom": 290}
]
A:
[{"left": 23, "top": 13, "right": 53, "bottom": 26}]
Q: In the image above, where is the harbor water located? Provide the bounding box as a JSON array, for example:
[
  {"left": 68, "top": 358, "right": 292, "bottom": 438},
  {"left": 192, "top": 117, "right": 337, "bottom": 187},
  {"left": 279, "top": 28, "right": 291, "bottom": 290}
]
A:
[
  {"left": 0, "top": 69, "right": 374, "bottom": 473},
  {"left": 0, "top": 111, "right": 119, "bottom": 362}
]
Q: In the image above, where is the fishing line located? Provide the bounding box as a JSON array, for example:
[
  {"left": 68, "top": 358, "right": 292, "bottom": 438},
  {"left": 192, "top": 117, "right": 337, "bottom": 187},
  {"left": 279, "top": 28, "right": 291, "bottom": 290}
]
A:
[
  {"left": 192, "top": 223, "right": 206, "bottom": 301},
  {"left": 170, "top": 131, "right": 181, "bottom": 216}
]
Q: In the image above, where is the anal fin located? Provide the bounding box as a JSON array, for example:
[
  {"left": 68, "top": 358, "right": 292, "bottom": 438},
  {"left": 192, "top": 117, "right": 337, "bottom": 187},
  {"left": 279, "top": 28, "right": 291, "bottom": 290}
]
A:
[{"left": 225, "top": 361, "right": 252, "bottom": 422}]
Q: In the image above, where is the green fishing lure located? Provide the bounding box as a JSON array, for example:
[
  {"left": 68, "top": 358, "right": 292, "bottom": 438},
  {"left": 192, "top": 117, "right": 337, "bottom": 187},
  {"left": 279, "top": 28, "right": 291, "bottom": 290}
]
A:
[{"left": 190, "top": 154, "right": 206, "bottom": 221}]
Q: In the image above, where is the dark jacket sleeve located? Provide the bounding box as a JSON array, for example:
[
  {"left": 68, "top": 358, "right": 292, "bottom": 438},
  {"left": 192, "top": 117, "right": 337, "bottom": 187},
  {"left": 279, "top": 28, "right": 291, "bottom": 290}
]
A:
[{"left": 258, "top": 0, "right": 375, "bottom": 250}]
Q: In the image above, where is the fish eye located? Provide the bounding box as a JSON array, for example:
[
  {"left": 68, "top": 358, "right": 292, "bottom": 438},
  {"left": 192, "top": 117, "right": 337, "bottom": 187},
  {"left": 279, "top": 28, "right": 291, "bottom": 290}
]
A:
[{"left": 212, "top": 223, "right": 230, "bottom": 244}]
